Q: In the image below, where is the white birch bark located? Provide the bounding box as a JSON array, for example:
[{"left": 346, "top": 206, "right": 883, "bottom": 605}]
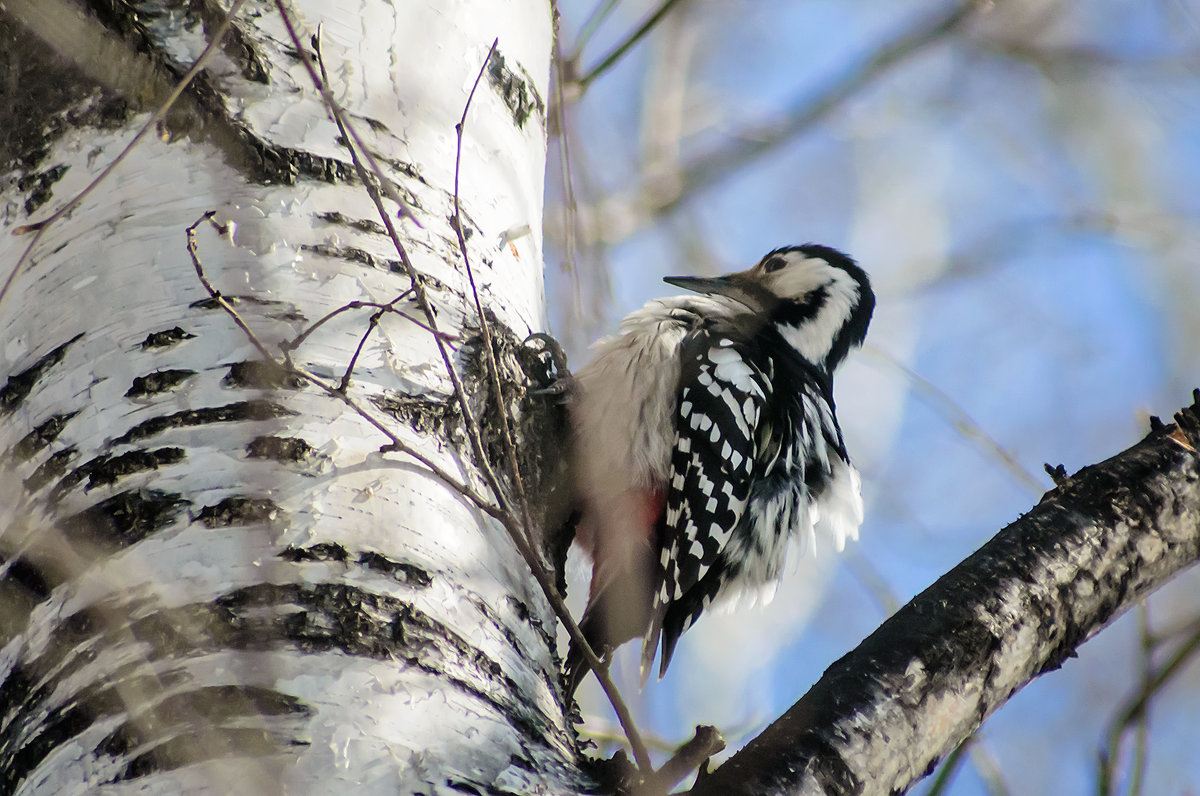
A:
[{"left": 0, "top": 2, "right": 584, "bottom": 794}]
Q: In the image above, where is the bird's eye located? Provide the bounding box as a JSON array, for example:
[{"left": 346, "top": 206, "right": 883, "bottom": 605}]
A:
[{"left": 763, "top": 256, "right": 787, "bottom": 273}]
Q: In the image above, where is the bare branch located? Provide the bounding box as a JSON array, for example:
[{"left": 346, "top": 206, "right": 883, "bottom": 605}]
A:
[
  {"left": 569, "top": 0, "right": 621, "bottom": 63},
  {"left": 184, "top": 213, "right": 503, "bottom": 524},
  {"left": 580, "top": 2, "right": 978, "bottom": 245},
  {"left": 647, "top": 725, "right": 725, "bottom": 793},
  {"left": 688, "top": 394, "right": 1200, "bottom": 796},
  {"left": 454, "top": 39, "right": 654, "bottom": 776},
  {"left": 575, "top": 0, "right": 690, "bottom": 91},
  {"left": 862, "top": 344, "right": 1045, "bottom": 496},
  {"left": 1100, "top": 607, "right": 1200, "bottom": 795}
]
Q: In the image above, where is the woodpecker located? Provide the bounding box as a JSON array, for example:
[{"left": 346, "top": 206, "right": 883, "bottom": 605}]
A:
[{"left": 564, "top": 244, "right": 874, "bottom": 695}]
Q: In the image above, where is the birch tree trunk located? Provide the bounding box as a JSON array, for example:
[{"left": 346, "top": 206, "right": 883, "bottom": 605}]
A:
[{"left": 0, "top": 2, "right": 583, "bottom": 794}]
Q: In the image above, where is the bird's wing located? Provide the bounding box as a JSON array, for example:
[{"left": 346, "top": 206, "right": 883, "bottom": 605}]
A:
[{"left": 641, "top": 330, "right": 767, "bottom": 681}]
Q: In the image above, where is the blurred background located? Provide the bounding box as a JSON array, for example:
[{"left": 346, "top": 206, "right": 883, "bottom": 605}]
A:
[{"left": 545, "top": 1, "right": 1200, "bottom": 793}]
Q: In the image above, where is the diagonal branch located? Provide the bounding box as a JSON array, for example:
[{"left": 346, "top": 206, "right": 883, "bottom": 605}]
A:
[
  {"left": 580, "top": 2, "right": 978, "bottom": 245},
  {"left": 575, "top": 0, "right": 690, "bottom": 91},
  {"left": 687, "top": 392, "right": 1200, "bottom": 796}
]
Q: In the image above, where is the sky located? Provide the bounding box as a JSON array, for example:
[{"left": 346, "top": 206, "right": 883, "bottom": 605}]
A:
[{"left": 546, "top": 1, "right": 1200, "bottom": 793}]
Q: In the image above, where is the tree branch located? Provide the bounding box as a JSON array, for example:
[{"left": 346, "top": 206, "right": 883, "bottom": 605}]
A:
[
  {"left": 575, "top": 1, "right": 977, "bottom": 246},
  {"left": 688, "top": 392, "right": 1200, "bottom": 796}
]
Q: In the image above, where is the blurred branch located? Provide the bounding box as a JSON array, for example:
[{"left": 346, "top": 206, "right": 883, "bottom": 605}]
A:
[
  {"left": 575, "top": 0, "right": 690, "bottom": 91},
  {"left": 1128, "top": 605, "right": 1151, "bottom": 796},
  {"left": 571, "top": 0, "right": 621, "bottom": 61},
  {"left": 861, "top": 344, "right": 1045, "bottom": 496},
  {"left": 577, "top": 1, "right": 979, "bottom": 245},
  {"left": 966, "top": 742, "right": 1011, "bottom": 796},
  {"left": 639, "top": 0, "right": 698, "bottom": 188},
  {"left": 687, "top": 393, "right": 1200, "bottom": 796},
  {"left": 549, "top": 1, "right": 585, "bottom": 321},
  {"left": 979, "top": 37, "right": 1200, "bottom": 77},
  {"left": 843, "top": 548, "right": 902, "bottom": 617},
  {"left": 1099, "top": 604, "right": 1200, "bottom": 795}
]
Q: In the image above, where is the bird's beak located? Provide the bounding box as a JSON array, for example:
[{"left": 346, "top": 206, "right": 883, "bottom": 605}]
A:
[{"left": 663, "top": 272, "right": 761, "bottom": 311}]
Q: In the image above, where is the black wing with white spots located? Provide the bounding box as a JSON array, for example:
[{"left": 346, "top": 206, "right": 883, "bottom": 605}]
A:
[{"left": 641, "top": 329, "right": 770, "bottom": 679}]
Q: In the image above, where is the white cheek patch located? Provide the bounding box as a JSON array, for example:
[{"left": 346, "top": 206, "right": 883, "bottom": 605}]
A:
[{"left": 777, "top": 268, "right": 860, "bottom": 363}]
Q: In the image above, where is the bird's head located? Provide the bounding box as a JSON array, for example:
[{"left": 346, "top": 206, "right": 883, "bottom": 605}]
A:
[{"left": 663, "top": 244, "right": 874, "bottom": 369}]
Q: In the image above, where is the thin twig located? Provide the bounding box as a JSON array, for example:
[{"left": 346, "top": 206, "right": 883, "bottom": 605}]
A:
[
  {"left": 186, "top": 212, "right": 275, "bottom": 362},
  {"left": 338, "top": 306, "right": 385, "bottom": 392},
  {"left": 454, "top": 38, "right": 534, "bottom": 536},
  {"left": 278, "top": 3, "right": 515, "bottom": 520},
  {"left": 861, "top": 344, "right": 1045, "bottom": 496},
  {"left": 185, "top": 213, "right": 503, "bottom": 522},
  {"left": 454, "top": 39, "right": 654, "bottom": 776},
  {"left": 1100, "top": 611, "right": 1200, "bottom": 795},
  {"left": 569, "top": 0, "right": 621, "bottom": 63},
  {"left": 283, "top": 292, "right": 415, "bottom": 353},
  {"left": 293, "top": 21, "right": 415, "bottom": 221},
  {"left": 549, "top": 3, "right": 583, "bottom": 316},
  {"left": 0, "top": 0, "right": 249, "bottom": 311},
  {"left": 576, "top": 0, "right": 689, "bottom": 90}
]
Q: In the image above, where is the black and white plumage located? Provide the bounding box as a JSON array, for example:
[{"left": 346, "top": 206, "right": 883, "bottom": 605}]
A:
[{"left": 565, "top": 244, "right": 874, "bottom": 694}]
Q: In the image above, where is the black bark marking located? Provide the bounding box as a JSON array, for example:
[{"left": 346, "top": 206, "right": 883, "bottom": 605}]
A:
[
  {"left": 84, "top": 448, "right": 186, "bottom": 490},
  {"left": 0, "top": 333, "right": 85, "bottom": 416},
  {"left": 486, "top": 49, "right": 545, "bottom": 129},
  {"left": 109, "top": 727, "right": 301, "bottom": 783},
  {"left": 280, "top": 545, "right": 433, "bottom": 589},
  {"left": 11, "top": 411, "right": 79, "bottom": 462},
  {"left": 197, "top": 496, "right": 284, "bottom": 528},
  {"left": 0, "top": 581, "right": 567, "bottom": 792},
  {"left": 315, "top": 210, "right": 386, "bottom": 236},
  {"left": 222, "top": 360, "right": 305, "bottom": 390},
  {"left": 111, "top": 400, "right": 297, "bottom": 445},
  {"left": 48, "top": 448, "right": 185, "bottom": 499},
  {"left": 62, "top": 489, "right": 191, "bottom": 547},
  {"left": 0, "top": 559, "right": 55, "bottom": 643},
  {"left": 125, "top": 369, "right": 196, "bottom": 398},
  {"left": 246, "top": 435, "right": 315, "bottom": 463},
  {"left": 96, "top": 685, "right": 311, "bottom": 782},
  {"left": 280, "top": 543, "right": 349, "bottom": 563},
  {"left": 371, "top": 393, "right": 458, "bottom": 436},
  {"left": 24, "top": 447, "right": 79, "bottom": 493},
  {"left": 0, "top": 670, "right": 110, "bottom": 792},
  {"left": 357, "top": 551, "right": 433, "bottom": 589},
  {"left": 301, "top": 242, "right": 405, "bottom": 273},
  {"left": 187, "top": 294, "right": 306, "bottom": 322},
  {"left": 241, "top": 139, "right": 356, "bottom": 186},
  {"left": 18, "top": 164, "right": 68, "bottom": 214},
  {"left": 140, "top": 327, "right": 195, "bottom": 349},
  {"left": 0, "top": 558, "right": 51, "bottom": 602}
]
